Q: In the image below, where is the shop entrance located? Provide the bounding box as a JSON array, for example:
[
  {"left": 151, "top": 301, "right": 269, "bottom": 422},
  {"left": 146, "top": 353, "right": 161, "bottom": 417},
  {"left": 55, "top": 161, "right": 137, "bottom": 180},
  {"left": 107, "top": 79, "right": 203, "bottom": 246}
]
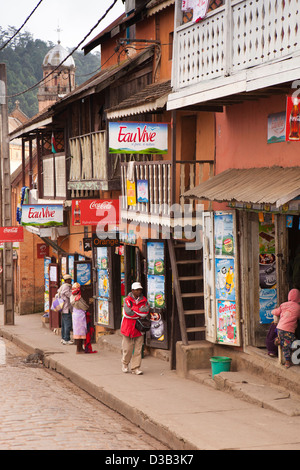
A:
[{"left": 288, "top": 215, "right": 300, "bottom": 290}]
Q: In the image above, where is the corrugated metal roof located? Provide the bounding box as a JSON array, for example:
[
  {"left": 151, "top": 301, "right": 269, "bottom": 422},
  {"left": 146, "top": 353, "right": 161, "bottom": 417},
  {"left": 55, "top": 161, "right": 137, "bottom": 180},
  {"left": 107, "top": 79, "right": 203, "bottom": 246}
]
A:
[
  {"left": 183, "top": 167, "right": 300, "bottom": 208},
  {"left": 106, "top": 80, "right": 171, "bottom": 118}
]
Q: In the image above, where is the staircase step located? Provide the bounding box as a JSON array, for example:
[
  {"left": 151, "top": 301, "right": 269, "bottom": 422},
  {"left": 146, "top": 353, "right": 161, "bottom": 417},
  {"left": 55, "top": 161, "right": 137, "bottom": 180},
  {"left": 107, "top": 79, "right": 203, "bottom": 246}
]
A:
[
  {"left": 176, "top": 259, "right": 202, "bottom": 265},
  {"left": 186, "top": 326, "right": 206, "bottom": 333},
  {"left": 184, "top": 309, "right": 205, "bottom": 315},
  {"left": 181, "top": 292, "right": 204, "bottom": 298},
  {"left": 178, "top": 275, "right": 203, "bottom": 281}
]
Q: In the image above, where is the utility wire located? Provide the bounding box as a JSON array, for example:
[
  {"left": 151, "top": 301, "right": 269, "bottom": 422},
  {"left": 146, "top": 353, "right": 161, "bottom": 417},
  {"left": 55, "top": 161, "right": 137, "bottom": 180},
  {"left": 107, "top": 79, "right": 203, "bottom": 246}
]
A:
[
  {"left": 0, "top": 0, "right": 44, "bottom": 51},
  {"left": 7, "top": 0, "right": 119, "bottom": 99}
]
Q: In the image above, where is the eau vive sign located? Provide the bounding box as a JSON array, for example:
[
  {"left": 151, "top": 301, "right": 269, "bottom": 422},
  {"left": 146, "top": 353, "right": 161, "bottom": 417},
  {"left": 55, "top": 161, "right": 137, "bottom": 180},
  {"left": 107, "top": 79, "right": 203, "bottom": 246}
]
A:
[{"left": 109, "top": 122, "right": 168, "bottom": 154}]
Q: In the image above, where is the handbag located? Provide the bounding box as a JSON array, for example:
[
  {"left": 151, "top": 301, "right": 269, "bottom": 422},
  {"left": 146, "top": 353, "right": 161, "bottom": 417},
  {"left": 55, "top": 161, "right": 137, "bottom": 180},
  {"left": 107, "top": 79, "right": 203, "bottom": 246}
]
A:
[
  {"left": 135, "top": 316, "right": 151, "bottom": 333},
  {"left": 51, "top": 296, "right": 65, "bottom": 312}
]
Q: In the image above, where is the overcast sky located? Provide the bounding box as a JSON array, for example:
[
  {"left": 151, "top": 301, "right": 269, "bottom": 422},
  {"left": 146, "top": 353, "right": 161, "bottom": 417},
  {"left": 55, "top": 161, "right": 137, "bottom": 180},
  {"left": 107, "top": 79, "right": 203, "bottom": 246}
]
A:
[{"left": 0, "top": 0, "right": 125, "bottom": 51}]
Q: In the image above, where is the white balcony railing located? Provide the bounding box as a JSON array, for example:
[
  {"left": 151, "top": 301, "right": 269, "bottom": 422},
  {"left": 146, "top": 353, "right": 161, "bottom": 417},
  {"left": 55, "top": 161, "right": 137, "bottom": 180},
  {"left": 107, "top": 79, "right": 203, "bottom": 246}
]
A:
[{"left": 173, "top": 0, "right": 300, "bottom": 91}]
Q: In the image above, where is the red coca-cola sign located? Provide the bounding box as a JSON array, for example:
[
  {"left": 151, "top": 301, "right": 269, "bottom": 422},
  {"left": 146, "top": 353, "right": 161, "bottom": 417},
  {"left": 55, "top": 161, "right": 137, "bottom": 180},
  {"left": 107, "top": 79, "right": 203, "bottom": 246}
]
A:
[
  {"left": 0, "top": 226, "right": 24, "bottom": 242},
  {"left": 72, "top": 199, "right": 119, "bottom": 226}
]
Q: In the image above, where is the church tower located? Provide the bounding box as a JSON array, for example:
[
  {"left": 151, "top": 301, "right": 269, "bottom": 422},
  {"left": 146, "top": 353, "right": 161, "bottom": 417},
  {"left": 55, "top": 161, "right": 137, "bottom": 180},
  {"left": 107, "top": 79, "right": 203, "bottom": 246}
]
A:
[{"left": 37, "top": 39, "right": 75, "bottom": 113}]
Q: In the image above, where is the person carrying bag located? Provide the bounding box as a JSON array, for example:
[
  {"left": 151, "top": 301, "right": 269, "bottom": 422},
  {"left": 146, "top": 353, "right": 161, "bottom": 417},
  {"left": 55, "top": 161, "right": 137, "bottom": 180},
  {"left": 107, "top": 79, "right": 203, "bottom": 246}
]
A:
[{"left": 121, "top": 282, "right": 150, "bottom": 375}]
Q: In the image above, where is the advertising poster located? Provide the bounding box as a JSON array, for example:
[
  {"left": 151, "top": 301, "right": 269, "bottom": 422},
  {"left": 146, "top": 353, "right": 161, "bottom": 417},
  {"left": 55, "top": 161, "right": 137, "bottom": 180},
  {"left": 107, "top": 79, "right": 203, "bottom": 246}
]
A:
[
  {"left": 68, "top": 255, "right": 75, "bottom": 282},
  {"left": 76, "top": 262, "right": 92, "bottom": 286},
  {"left": 72, "top": 199, "right": 119, "bottom": 226},
  {"left": 147, "top": 275, "right": 165, "bottom": 309},
  {"left": 259, "top": 222, "right": 277, "bottom": 323},
  {"left": 147, "top": 242, "right": 165, "bottom": 275},
  {"left": 149, "top": 311, "right": 165, "bottom": 342},
  {"left": 97, "top": 299, "right": 109, "bottom": 325},
  {"left": 217, "top": 300, "right": 237, "bottom": 344},
  {"left": 146, "top": 241, "right": 168, "bottom": 349},
  {"left": 126, "top": 180, "right": 136, "bottom": 206},
  {"left": 214, "top": 212, "right": 234, "bottom": 256},
  {"left": 286, "top": 96, "right": 300, "bottom": 141},
  {"left": 109, "top": 122, "right": 168, "bottom": 154},
  {"left": 267, "top": 112, "right": 286, "bottom": 143},
  {"left": 44, "top": 257, "right": 51, "bottom": 314},
  {"left": 215, "top": 258, "right": 235, "bottom": 301},
  {"left": 137, "top": 180, "right": 149, "bottom": 203},
  {"left": 21, "top": 205, "right": 63, "bottom": 227}
]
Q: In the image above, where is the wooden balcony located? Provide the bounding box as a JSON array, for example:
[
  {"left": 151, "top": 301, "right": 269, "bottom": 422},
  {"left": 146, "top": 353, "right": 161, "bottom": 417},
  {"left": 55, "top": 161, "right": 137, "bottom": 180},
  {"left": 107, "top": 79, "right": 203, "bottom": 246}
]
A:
[
  {"left": 68, "top": 130, "right": 121, "bottom": 197},
  {"left": 120, "top": 160, "right": 214, "bottom": 228},
  {"left": 168, "top": 0, "right": 300, "bottom": 110}
]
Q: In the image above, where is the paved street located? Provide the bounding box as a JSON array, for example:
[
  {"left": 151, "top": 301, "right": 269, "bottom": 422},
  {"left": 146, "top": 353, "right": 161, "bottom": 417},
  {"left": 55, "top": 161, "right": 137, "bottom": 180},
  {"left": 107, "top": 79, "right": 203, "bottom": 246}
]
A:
[{"left": 0, "top": 338, "right": 169, "bottom": 451}]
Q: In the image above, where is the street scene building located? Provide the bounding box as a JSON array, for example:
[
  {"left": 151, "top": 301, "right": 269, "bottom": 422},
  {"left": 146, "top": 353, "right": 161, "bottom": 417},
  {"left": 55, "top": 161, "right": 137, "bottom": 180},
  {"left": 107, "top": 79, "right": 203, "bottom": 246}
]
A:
[{"left": 2, "top": 0, "right": 300, "bottom": 379}]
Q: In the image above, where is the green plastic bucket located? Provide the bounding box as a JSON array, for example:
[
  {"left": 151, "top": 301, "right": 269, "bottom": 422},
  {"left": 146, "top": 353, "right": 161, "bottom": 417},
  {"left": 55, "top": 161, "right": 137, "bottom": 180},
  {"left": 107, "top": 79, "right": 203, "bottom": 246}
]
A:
[{"left": 210, "top": 356, "right": 232, "bottom": 378}]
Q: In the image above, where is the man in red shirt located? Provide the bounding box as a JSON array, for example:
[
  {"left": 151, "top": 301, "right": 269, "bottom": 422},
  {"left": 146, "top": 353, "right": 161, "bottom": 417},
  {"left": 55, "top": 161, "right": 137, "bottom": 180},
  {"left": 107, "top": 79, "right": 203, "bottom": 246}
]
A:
[{"left": 121, "top": 282, "right": 150, "bottom": 375}]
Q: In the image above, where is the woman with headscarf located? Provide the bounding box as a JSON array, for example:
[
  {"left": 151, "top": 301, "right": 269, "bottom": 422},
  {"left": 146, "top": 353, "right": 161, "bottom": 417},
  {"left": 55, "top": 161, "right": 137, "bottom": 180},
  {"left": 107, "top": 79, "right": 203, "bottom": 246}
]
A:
[{"left": 70, "top": 283, "right": 89, "bottom": 354}]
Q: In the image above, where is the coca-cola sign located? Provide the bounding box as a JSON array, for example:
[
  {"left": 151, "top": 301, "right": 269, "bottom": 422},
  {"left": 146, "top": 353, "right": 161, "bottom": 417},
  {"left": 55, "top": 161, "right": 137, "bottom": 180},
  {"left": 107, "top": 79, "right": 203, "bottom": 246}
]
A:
[
  {"left": 109, "top": 122, "right": 168, "bottom": 154},
  {"left": 72, "top": 199, "right": 119, "bottom": 226},
  {"left": 0, "top": 226, "right": 24, "bottom": 242}
]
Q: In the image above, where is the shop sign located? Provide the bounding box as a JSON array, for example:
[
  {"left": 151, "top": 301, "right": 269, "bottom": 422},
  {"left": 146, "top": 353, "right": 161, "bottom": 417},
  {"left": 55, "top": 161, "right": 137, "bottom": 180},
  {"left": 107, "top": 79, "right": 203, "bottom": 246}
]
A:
[
  {"left": 92, "top": 233, "right": 119, "bottom": 248},
  {"left": 109, "top": 122, "right": 168, "bottom": 154},
  {"left": 286, "top": 95, "right": 300, "bottom": 141},
  {"left": 0, "top": 226, "right": 24, "bottom": 243},
  {"left": 21, "top": 205, "right": 63, "bottom": 227},
  {"left": 37, "top": 243, "right": 49, "bottom": 259},
  {"left": 72, "top": 199, "right": 119, "bottom": 226},
  {"left": 83, "top": 238, "right": 92, "bottom": 252}
]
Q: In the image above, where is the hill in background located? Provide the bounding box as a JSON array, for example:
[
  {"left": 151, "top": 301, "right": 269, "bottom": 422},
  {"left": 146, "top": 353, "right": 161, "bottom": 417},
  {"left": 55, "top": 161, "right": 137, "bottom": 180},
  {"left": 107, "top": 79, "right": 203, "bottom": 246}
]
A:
[{"left": 0, "top": 27, "right": 100, "bottom": 118}]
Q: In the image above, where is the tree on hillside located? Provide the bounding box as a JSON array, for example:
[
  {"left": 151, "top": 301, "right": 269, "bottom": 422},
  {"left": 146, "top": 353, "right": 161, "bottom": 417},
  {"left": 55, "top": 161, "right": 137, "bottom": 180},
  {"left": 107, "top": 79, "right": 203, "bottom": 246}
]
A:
[{"left": 0, "top": 27, "right": 100, "bottom": 118}]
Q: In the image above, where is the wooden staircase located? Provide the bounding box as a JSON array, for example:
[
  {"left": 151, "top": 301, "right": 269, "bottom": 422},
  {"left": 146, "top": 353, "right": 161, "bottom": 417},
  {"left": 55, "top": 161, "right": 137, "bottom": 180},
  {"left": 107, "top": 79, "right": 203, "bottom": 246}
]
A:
[{"left": 168, "top": 238, "right": 205, "bottom": 345}]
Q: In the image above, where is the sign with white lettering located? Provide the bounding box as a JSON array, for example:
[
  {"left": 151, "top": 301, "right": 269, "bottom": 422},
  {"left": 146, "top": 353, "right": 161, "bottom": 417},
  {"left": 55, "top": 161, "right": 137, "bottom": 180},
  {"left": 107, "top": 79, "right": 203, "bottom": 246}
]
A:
[
  {"left": 0, "top": 226, "right": 24, "bottom": 242},
  {"left": 21, "top": 205, "right": 64, "bottom": 227},
  {"left": 109, "top": 122, "right": 168, "bottom": 154}
]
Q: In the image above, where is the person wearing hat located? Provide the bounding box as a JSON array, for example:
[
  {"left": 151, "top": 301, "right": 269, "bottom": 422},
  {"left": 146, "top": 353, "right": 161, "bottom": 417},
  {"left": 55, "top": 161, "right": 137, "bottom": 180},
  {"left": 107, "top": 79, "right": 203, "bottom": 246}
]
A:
[
  {"left": 58, "top": 274, "right": 74, "bottom": 345},
  {"left": 121, "top": 282, "right": 150, "bottom": 375}
]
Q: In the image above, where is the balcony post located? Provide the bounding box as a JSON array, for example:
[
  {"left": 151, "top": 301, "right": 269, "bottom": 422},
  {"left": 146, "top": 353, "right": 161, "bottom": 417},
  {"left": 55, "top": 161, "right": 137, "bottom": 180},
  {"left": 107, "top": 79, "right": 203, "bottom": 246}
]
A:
[{"left": 224, "top": 0, "right": 232, "bottom": 77}]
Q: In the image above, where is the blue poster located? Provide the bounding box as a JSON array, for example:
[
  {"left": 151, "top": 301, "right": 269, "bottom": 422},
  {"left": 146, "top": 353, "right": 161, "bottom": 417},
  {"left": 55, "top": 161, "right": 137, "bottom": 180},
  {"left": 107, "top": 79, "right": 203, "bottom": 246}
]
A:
[
  {"left": 98, "top": 269, "right": 109, "bottom": 298},
  {"left": 76, "top": 263, "right": 91, "bottom": 286},
  {"left": 215, "top": 258, "right": 235, "bottom": 301},
  {"left": 137, "top": 180, "right": 149, "bottom": 203},
  {"left": 259, "top": 288, "right": 277, "bottom": 324}
]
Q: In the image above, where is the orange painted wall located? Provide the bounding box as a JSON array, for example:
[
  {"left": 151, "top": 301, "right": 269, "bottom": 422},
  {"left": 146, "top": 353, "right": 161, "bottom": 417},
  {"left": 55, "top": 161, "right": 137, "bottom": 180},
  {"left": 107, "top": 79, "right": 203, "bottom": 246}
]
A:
[{"left": 215, "top": 95, "right": 296, "bottom": 174}]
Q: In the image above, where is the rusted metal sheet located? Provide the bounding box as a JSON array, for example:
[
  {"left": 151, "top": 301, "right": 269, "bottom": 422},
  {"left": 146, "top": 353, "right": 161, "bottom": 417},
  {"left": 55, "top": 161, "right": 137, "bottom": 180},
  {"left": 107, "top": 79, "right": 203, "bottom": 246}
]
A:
[{"left": 183, "top": 166, "right": 300, "bottom": 207}]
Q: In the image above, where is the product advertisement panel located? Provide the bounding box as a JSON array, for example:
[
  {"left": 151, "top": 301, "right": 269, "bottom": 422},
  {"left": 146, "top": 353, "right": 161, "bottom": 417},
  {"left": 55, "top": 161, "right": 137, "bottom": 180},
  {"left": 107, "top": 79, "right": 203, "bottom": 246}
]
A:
[
  {"left": 214, "top": 212, "right": 239, "bottom": 346},
  {"left": 95, "top": 247, "right": 110, "bottom": 326},
  {"left": 258, "top": 222, "right": 277, "bottom": 324},
  {"left": 146, "top": 241, "right": 168, "bottom": 349}
]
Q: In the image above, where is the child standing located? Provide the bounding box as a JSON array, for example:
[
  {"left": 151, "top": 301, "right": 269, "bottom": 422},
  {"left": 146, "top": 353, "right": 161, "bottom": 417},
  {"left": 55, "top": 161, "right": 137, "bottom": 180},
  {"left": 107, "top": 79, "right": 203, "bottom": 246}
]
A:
[{"left": 272, "top": 289, "right": 300, "bottom": 368}]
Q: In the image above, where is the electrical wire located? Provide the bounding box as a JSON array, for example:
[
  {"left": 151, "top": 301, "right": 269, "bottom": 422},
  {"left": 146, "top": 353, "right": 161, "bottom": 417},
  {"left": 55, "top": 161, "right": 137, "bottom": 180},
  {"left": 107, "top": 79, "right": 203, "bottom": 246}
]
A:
[
  {"left": 0, "top": 0, "right": 44, "bottom": 51},
  {"left": 6, "top": 0, "right": 119, "bottom": 99}
]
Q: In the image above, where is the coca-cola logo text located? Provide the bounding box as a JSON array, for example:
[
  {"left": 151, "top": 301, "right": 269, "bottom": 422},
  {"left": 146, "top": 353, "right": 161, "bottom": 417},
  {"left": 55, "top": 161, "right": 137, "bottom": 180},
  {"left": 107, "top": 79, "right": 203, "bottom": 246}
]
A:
[{"left": 90, "top": 201, "right": 113, "bottom": 211}]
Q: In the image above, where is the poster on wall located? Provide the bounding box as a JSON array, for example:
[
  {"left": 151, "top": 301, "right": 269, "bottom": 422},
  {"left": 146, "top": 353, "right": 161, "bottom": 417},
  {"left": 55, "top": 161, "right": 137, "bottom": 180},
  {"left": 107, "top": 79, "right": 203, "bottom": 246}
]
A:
[
  {"left": 267, "top": 112, "right": 286, "bottom": 144},
  {"left": 137, "top": 180, "right": 149, "bottom": 203},
  {"left": 217, "top": 300, "right": 237, "bottom": 344},
  {"left": 215, "top": 258, "right": 235, "bottom": 301},
  {"left": 286, "top": 96, "right": 300, "bottom": 142},
  {"left": 259, "top": 222, "right": 277, "bottom": 324},
  {"left": 97, "top": 298, "right": 109, "bottom": 325},
  {"left": 76, "top": 262, "right": 92, "bottom": 286},
  {"left": 44, "top": 257, "right": 51, "bottom": 314},
  {"left": 214, "top": 212, "right": 235, "bottom": 256}
]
